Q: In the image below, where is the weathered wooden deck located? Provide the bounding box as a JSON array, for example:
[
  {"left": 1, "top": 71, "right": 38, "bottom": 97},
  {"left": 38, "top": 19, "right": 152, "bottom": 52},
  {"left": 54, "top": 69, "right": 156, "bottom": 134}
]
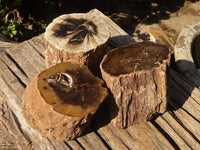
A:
[{"left": 0, "top": 9, "right": 200, "bottom": 150}]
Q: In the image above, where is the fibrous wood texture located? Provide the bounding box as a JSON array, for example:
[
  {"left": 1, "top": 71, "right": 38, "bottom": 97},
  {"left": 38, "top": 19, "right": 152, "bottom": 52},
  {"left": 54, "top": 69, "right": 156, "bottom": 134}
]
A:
[
  {"left": 0, "top": 9, "right": 200, "bottom": 150},
  {"left": 100, "top": 42, "right": 171, "bottom": 128},
  {"left": 44, "top": 12, "right": 110, "bottom": 75}
]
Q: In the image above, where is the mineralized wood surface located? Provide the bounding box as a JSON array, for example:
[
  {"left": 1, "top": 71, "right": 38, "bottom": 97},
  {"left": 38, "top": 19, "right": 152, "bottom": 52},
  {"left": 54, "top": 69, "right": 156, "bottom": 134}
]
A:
[
  {"left": 22, "top": 62, "right": 107, "bottom": 141},
  {"left": 100, "top": 41, "right": 171, "bottom": 128},
  {"left": 0, "top": 9, "right": 200, "bottom": 150},
  {"left": 44, "top": 12, "right": 109, "bottom": 75}
]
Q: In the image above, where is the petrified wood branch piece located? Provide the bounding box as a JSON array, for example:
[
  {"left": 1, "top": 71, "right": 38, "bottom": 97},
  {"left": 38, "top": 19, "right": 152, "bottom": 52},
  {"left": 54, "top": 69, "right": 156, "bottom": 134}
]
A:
[
  {"left": 44, "top": 13, "right": 109, "bottom": 74},
  {"left": 100, "top": 41, "right": 171, "bottom": 129},
  {"left": 22, "top": 62, "right": 107, "bottom": 141}
]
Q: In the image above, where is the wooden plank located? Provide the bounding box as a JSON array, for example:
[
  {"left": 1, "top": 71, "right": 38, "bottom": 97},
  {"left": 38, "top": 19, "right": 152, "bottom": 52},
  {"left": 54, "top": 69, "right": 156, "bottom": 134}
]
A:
[
  {"left": 65, "top": 140, "right": 84, "bottom": 150},
  {"left": 96, "top": 124, "right": 130, "bottom": 150},
  {"left": 146, "top": 122, "right": 175, "bottom": 150},
  {"left": 77, "top": 133, "right": 108, "bottom": 150},
  {"left": 160, "top": 112, "right": 200, "bottom": 149},
  {"left": 0, "top": 101, "right": 30, "bottom": 150},
  {"left": 47, "top": 140, "right": 71, "bottom": 150},
  {"left": 127, "top": 123, "right": 174, "bottom": 150},
  {"left": 15, "top": 41, "right": 46, "bottom": 71},
  {"left": 109, "top": 125, "right": 141, "bottom": 149},
  {"left": 169, "top": 72, "right": 200, "bottom": 142},
  {"left": 169, "top": 82, "right": 200, "bottom": 121},
  {"left": 154, "top": 116, "right": 191, "bottom": 150},
  {"left": 76, "top": 127, "right": 108, "bottom": 150},
  {"left": 5, "top": 40, "right": 45, "bottom": 79},
  {"left": 0, "top": 52, "right": 30, "bottom": 85},
  {"left": 0, "top": 74, "right": 53, "bottom": 149},
  {"left": 93, "top": 113, "right": 174, "bottom": 150},
  {"left": 169, "top": 103, "right": 200, "bottom": 142},
  {"left": 91, "top": 103, "right": 150, "bottom": 150},
  {"left": 27, "top": 34, "right": 46, "bottom": 57},
  {"left": 5, "top": 48, "right": 39, "bottom": 79},
  {"left": 0, "top": 91, "right": 17, "bottom": 150},
  {"left": 89, "top": 9, "right": 135, "bottom": 48},
  {"left": 170, "top": 69, "right": 200, "bottom": 104},
  {"left": 0, "top": 121, "right": 17, "bottom": 150},
  {"left": 0, "top": 59, "right": 25, "bottom": 106}
]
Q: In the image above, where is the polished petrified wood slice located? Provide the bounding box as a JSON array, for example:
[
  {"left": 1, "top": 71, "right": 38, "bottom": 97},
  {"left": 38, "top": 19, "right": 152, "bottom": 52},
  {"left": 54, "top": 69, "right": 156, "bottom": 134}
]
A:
[
  {"left": 22, "top": 62, "right": 107, "bottom": 141},
  {"left": 44, "top": 13, "right": 109, "bottom": 74},
  {"left": 100, "top": 41, "right": 171, "bottom": 129}
]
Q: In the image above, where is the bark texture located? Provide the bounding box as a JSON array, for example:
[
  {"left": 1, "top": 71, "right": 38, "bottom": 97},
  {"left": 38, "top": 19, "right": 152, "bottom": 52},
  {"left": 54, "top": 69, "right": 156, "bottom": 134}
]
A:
[
  {"left": 102, "top": 65, "right": 168, "bottom": 128},
  {"left": 45, "top": 40, "right": 107, "bottom": 75},
  {"left": 100, "top": 42, "right": 170, "bottom": 128}
]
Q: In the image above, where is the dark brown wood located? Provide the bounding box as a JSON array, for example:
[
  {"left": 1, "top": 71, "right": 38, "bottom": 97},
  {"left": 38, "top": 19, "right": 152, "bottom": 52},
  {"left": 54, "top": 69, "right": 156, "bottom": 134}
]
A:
[
  {"left": 22, "top": 62, "right": 107, "bottom": 141},
  {"left": 100, "top": 41, "right": 171, "bottom": 128},
  {"left": 0, "top": 9, "right": 200, "bottom": 150}
]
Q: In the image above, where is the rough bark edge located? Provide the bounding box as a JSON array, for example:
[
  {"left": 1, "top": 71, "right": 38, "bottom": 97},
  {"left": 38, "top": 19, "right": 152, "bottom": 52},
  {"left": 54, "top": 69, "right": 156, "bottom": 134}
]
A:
[
  {"left": 23, "top": 74, "right": 93, "bottom": 141},
  {"left": 45, "top": 40, "right": 108, "bottom": 74},
  {"left": 100, "top": 57, "right": 170, "bottom": 129}
]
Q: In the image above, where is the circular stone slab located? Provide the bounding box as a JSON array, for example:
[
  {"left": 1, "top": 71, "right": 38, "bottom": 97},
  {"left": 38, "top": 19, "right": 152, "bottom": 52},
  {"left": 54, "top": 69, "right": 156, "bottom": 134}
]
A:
[{"left": 174, "top": 21, "right": 200, "bottom": 87}]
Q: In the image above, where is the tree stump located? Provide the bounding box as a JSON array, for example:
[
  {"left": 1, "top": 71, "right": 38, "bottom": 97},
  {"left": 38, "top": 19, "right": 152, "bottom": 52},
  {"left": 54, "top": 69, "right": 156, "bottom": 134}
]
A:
[
  {"left": 44, "top": 13, "right": 109, "bottom": 75},
  {"left": 100, "top": 41, "right": 171, "bottom": 129},
  {"left": 22, "top": 62, "right": 107, "bottom": 141}
]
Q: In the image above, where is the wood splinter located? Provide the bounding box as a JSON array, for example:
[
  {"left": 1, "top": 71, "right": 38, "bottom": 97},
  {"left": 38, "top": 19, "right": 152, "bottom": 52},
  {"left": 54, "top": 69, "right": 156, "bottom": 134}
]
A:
[
  {"left": 22, "top": 62, "right": 107, "bottom": 141},
  {"left": 100, "top": 41, "right": 171, "bottom": 129},
  {"left": 44, "top": 13, "right": 109, "bottom": 74}
]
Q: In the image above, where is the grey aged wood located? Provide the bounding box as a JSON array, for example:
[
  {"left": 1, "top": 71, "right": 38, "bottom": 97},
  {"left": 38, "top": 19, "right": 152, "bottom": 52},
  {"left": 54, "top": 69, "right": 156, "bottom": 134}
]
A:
[{"left": 0, "top": 9, "right": 200, "bottom": 149}]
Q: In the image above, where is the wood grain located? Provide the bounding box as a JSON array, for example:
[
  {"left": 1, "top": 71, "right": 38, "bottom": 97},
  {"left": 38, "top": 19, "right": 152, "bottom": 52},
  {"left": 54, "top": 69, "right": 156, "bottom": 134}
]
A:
[{"left": 0, "top": 9, "right": 200, "bottom": 150}]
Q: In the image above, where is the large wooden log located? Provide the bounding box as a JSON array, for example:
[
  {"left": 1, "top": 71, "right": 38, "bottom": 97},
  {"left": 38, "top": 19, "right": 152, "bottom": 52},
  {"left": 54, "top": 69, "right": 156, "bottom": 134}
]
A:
[
  {"left": 100, "top": 41, "right": 171, "bottom": 128},
  {"left": 22, "top": 62, "right": 107, "bottom": 141},
  {"left": 44, "top": 13, "right": 109, "bottom": 75}
]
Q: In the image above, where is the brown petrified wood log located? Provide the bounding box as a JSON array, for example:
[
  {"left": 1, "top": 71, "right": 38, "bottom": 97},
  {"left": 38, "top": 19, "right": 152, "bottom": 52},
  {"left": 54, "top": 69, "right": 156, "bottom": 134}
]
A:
[
  {"left": 44, "top": 13, "right": 109, "bottom": 74},
  {"left": 22, "top": 62, "right": 107, "bottom": 141},
  {"left": 100, "top": 41, "right": 171, "bottom": 129}
]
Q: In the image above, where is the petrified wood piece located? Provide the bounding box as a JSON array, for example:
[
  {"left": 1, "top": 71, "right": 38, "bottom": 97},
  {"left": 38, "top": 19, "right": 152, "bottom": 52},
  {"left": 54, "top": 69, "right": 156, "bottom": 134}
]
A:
[
  {"left": 44, "top": 13, "right": 109, "bottom": 74},
  {"left": 175, "top": 21, "right": 200, "bottom": 87},
  {"left": 100, "top": 41, "right": 171, "bottom": 129},
  {"left": 149, "top": 26, "right": 177, "bottom": 53},
  {"left": 22, "top": 62, "right": 107, "bottom": 141}
]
